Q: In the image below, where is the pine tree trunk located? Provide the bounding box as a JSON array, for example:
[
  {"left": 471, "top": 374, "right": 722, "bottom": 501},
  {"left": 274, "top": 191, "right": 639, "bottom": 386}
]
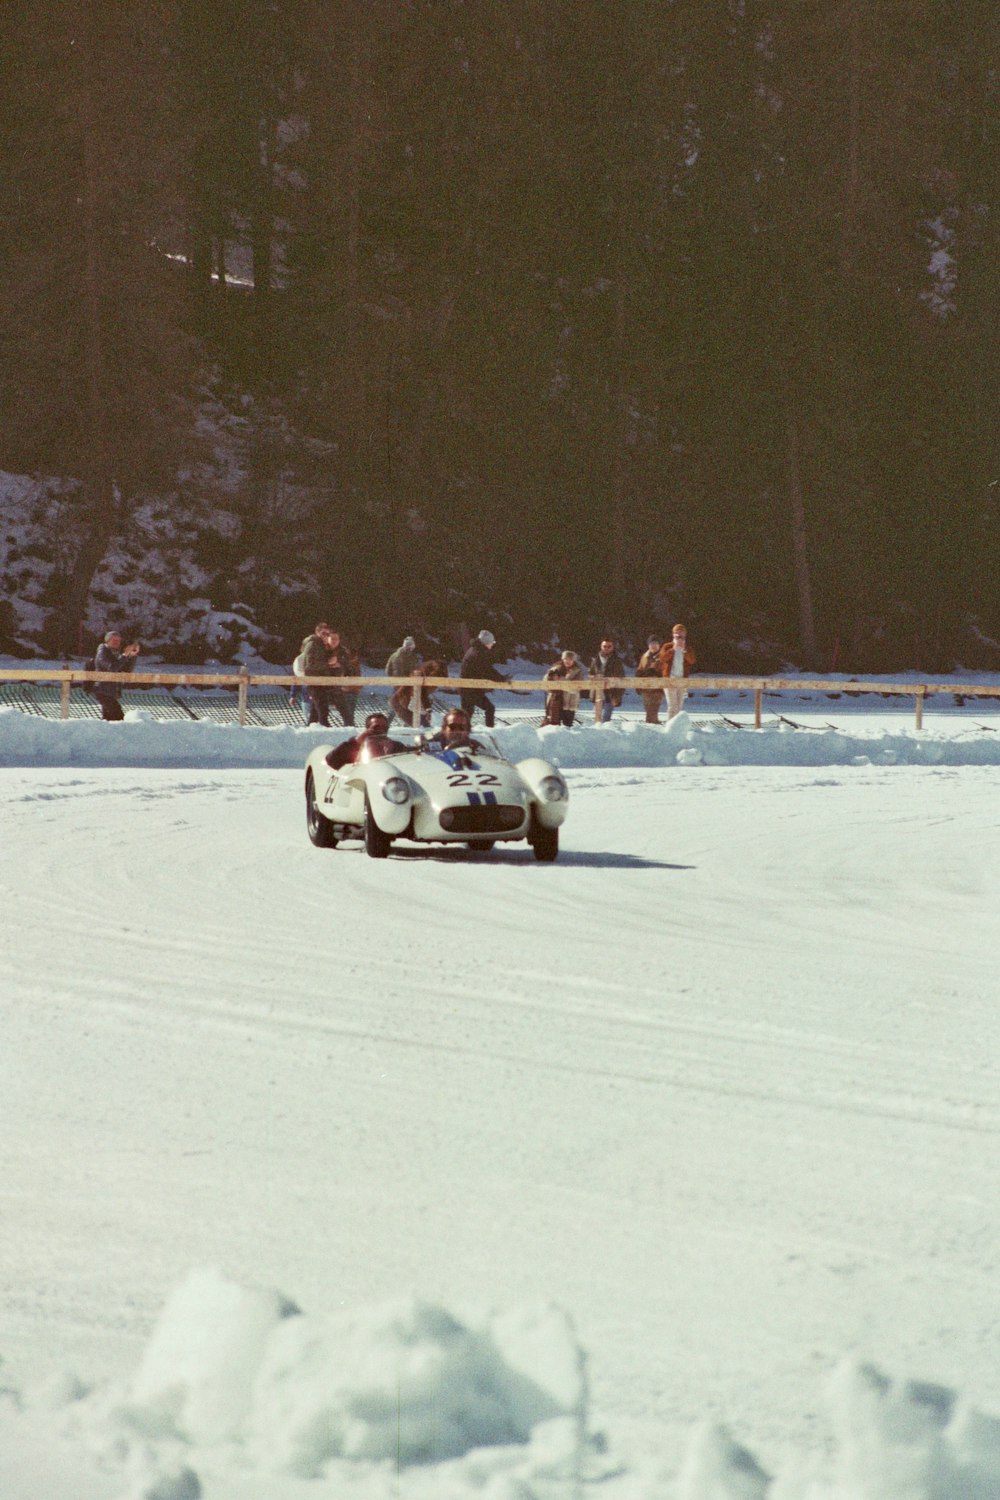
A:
[
  {"left": 251, "top": 111, "right": 275, "bottom": 370},
  {"left": 342, "top": 5, "right": 377, "bottom": 613},
  {"left": 49, "top": 0, "right": 117, "bottom": 655},
  {"left": 786, "top": 410, "right": 818, "bottom": 669}
]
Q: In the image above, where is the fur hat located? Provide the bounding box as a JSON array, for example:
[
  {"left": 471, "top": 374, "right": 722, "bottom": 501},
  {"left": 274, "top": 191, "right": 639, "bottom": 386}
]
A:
[
  {"left": 477, "top": 630, "right": 496, "bottom": 648},
  {"left": 403, "top": 636, "right": 416, "bottom": 650}
]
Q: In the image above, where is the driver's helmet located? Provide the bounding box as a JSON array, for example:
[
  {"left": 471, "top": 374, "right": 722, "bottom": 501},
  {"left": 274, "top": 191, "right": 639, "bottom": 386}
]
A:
[
  {"left": 441, "top": 708, "right": 472, "bottom": 742},
  {"left": 364, "top": 712, "right": 390, "bottom": 736}
]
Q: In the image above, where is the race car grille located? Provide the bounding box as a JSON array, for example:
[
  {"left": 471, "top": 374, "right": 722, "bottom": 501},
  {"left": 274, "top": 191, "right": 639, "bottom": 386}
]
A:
[{"left": 439, "top": 804, "right": 525, "bottom": 834}]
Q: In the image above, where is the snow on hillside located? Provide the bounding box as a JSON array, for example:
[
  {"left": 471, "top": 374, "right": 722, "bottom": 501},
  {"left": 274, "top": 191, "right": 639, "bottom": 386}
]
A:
[{"left": 0, "top": 387, "right": 328, "bottom": 660}]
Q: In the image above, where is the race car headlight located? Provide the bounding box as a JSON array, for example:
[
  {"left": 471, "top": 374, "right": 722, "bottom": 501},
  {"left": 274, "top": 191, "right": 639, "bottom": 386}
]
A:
[
  {"left": 538, "top": 775, "right": 568, "bottom": 802},
  {"left": 381, "top": 777, "right": 410, "bottom": 805}
]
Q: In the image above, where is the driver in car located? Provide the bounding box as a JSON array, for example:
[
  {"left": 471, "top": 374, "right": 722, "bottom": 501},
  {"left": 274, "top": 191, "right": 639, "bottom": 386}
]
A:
[
  {"left": 325, "top": 712, "right": 405, "bottom": 770},
  {"left": 426, "top": 707, "right": 484, "bottom": 754}
]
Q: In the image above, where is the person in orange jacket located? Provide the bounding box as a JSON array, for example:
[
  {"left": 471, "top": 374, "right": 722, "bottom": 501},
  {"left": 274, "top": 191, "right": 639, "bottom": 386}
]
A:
[{"left": 658, "top": 624, "right": 696, "bottom": 719}]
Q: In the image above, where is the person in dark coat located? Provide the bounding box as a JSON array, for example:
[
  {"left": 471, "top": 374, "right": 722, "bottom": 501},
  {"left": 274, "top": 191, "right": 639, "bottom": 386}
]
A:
[
  {"left": 300, "top": 625, "right": 355, "bottom": 728},
  {"left": 299, "top": 623, "right": 334, "bottom": 726},
  {"left": 588, "top": 637, "right": 627, "bottom": 723},
  {"left": 459, "top": 630, "right": 507, "bottom": 728},
  {"left": 321, "top": 629, "right": 357, "bottom": 728},
  {"left": 93, "top": 631, "right": 140, "bottom": 721},
  {"left": 386, "top": 635, "right": 420, "bottom": 723}
]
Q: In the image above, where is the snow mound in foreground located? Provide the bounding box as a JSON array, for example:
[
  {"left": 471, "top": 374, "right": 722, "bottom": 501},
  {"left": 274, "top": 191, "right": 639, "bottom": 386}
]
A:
[
  {"left": 3, "top": 1271, "right": 1000, "bottom": 1498},
  {"left": 129, "top": 1268, "right": 584, "bottom": 1476}
]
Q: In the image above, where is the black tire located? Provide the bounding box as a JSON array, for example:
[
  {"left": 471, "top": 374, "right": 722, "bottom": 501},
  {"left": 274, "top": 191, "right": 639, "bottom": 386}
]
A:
[
  {"left": 364, "top": 795, "right": 392, "bottom": 859},
  {"left": 306, "top": 772, "right": 337, "bottom": 848},
  {"left": 531, "top": 825, "right": 559, "bottom": 862},
  {"left": 467, "top": 839, "right": 493, "bottom": 853}
]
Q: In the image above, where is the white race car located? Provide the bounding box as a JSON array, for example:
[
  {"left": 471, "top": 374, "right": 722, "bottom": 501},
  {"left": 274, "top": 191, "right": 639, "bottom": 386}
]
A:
[{"left": 304, "top": 722, "right": 569, "bottom": 860}]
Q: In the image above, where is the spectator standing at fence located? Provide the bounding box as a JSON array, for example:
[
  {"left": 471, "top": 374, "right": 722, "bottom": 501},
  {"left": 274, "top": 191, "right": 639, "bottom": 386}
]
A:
[
  {"left": 340, "top": 638, "right": 362, "bottom": 729},
  {"left": 289, "top": 645, "right": 311, "bottom": 723},
  {"left": 658, "top": 623, "right": 696, "bottom": 719},
  {"left": 588, "top": 637, "right": 626, "bottom": 723},
  {"left": 460, "top": 630, "right": 507, "bottom": 729},
  {"left": 636, "top": 634, "right": 665, "bottom": 724},
  {"left": 543, "top": 650, "right": 584, "bottom": 727},
  {"left": 411, "top": 658, "right": 449, "bottom": 727},
  {"left": 321, "top": 629, "right": 356, "bottom": 727},
  {"left": 299, "top": 621, "right": 334, "bottom": 726},
  {"left": 386, "top": 635, "right": 419, "bottom": 723},
  {"left": 93, "top": 630, "right": 140, "bottom": 721}
]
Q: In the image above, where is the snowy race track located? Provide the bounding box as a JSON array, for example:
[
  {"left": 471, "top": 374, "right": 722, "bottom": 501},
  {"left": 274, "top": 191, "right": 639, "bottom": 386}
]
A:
[{"left": 2, "top": 761, "right": 1000, "bottom": 1490}]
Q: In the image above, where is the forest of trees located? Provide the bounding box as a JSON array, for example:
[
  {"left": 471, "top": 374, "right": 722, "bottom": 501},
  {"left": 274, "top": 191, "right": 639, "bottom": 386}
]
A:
[{"left": 1, "top": 0, "right": 998, "bottom": 669}]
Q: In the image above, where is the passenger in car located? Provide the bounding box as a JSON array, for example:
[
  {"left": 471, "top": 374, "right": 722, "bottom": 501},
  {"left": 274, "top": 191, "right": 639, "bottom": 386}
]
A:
[{"left": 325, "top": 713, "right": 405, "bottom": 770}]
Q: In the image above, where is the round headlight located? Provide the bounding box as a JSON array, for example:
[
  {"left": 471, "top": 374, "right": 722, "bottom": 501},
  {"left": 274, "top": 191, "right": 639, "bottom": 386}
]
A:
[
  {"left": 381, "top": 776, "right": 410, "bottom": 805},
  {"left": 538, "top": 775, "right": 567, "bottom": 802}
]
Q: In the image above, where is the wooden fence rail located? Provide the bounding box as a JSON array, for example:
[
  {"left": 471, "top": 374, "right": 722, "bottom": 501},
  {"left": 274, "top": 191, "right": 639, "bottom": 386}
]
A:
[{"left": 2, "top": 668, "right": 999, "bottom": 729}]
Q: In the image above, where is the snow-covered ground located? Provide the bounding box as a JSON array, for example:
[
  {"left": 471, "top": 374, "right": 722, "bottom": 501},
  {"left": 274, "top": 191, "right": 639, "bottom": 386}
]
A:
[{"left": 2, "top": 706, "right": 1000, "bottom": 1498}]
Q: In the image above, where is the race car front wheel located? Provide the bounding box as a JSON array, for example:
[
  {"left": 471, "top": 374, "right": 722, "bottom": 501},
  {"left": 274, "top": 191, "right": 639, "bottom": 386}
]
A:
[
  {"left": 364, "top": 794, "right": 392, "bottom": 859},
  {"left": 306, "top": 772, "right": 337, "bottom": 848},
  {"left": 531, "top": 825, "right": 559, "bottom": 862}
]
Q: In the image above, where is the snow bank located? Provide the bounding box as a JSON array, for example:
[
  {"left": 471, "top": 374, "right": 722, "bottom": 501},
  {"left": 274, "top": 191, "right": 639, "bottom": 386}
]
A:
[
  {"left": 2, "top": 1270, "right": 589, "bottom": 1499},
  {"left": 127, "top": 1268, "right": 584, "bottom": 1476},
  {"left": 5, "top": 706, "right": 1000, "bottom": 770},
  {"left": 3, "top": 1272, "right": 1000, "bottom": 1499}
]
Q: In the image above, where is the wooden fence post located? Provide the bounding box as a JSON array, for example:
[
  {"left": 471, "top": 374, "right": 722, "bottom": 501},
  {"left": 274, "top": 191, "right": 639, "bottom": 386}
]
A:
[
  {"left": 60, "top": 679, "right": 71, "bottom": 719},
  {"left": 412, "top": 683, "right": 422, "bottom": 728},
  {"left": 754, "top": 686, "right": 763, "bottom": 729},
  {"left": 915, "top": 688, "right": 925, "bottom": 730},
  {"left": 593, "top": 682, "right": 604, "bottom": 723},
  {"left": 238, "top": 671, "right": 249, "bottom": 726}
]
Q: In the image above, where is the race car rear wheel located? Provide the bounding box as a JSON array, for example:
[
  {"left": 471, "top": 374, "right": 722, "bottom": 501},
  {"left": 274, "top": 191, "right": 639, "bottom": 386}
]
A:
[
  {"left": 306, "top": 772, "right": 337, "bottom": 848},
  {"left": 364, "top": 794, "right": 392, "bottom": 859},
  {"left": 531, "top": 825, "right": 559, "bottom": 862}
]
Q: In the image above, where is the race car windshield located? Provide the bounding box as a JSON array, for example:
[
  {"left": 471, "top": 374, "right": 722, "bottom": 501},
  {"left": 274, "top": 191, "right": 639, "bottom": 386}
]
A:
[{"left": 357, "top": 736, "right": 400, "bottom": 762}]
